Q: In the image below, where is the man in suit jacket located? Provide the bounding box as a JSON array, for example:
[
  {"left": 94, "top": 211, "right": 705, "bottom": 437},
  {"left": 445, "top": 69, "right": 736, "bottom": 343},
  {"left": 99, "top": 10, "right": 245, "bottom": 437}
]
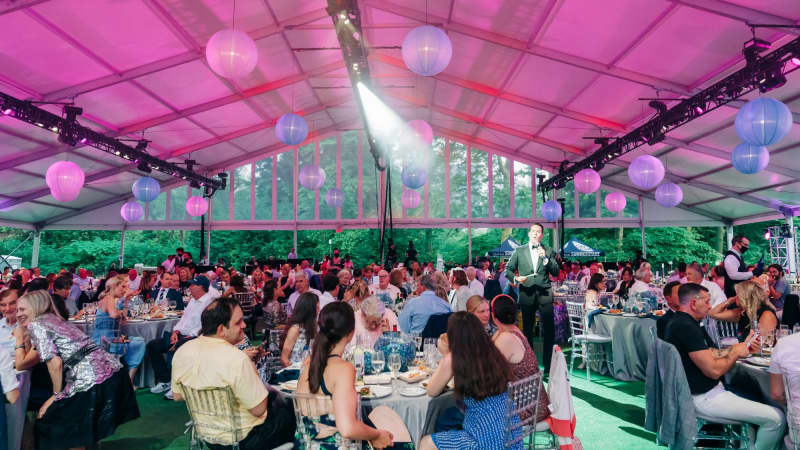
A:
[
  {"left": 504, "top": 222, "right": 560, "bottom": 371},
  {"left": 151, "top": 273, "right": 185, "bottom": 310}
]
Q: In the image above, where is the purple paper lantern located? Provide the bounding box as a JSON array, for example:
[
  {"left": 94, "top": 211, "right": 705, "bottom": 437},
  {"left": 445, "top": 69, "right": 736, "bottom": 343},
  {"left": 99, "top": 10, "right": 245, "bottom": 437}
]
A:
[
  {"left": 654, "top": 182, "right": 683, "bottom": 207},
  {"left": 401, "top": 164, "right": 427, "bottom": 189},
  {"left": 132, "top": 176, "right": 160, "bottom": 203},
  {"left": 185, "top": 196, "right": 208, "bottom": 217},
  {"left": 325, "top": 188, "right": 344, "bottom": 208},
  {"left": 402, "top": 25, "right": 452, "bottom": 76},
  {"left": 627, "top": 155, "right": 664, "bottom": 190},
  {"left": 205, "top": 29, "right": 258, "bottom": 79},
  {"left": 731, "top": 143, "right": 769, "bottom": 174},
  {"left": 45, "top": 161, "right": 85, "bottom": 202},
  {"left": 120, "top": 201, "right": 144, "bottom": 222},
  {"left": 604, "top": 191, "right": 627, "bottom": 212},
  {"left": 540, "top": 200, "right": 562, "bottom": 221},
  {"left": 408, "top": 119, "right": 433, "bottom": 147},
  {"left": 299, "top": 165, "right": 326, "bottom": 190},
  {"left": 574, "top": 168, "right": 601, "bottom": 194},
  {"left": 275, "top": 113, "right": 309, "bottom": 146},
  {"left": 734, "top": 97, "right": 792, "bottom": 146},
  {"left": 401, "top": 189, "right": 421, "bottom": 209}
]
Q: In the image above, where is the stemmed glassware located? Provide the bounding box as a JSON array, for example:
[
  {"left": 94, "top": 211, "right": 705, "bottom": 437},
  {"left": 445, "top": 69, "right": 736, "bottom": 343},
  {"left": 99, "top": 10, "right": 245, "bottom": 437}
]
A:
[
  {"left": 372, "top": 351, "right": 385, "bottom": 374},
  {"left": 388, "top": 353, "right": 402, "bottom": 379}
]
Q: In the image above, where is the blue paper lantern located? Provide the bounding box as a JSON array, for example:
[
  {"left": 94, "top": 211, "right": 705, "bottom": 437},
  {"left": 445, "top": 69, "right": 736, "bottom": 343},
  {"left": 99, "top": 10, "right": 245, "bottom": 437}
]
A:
[
  {"left": 731, "top": 143, "right": 769, "bottom": 174},
  {"left": 132, "top": 176, "right": 160, "bottom": 202},
  {"left": 401, "top": 164, "right": 427, "bottom": 189},
  {"left": 325, "top": 188, "right": 344, "bottom": 208},
  {"left": 275, "top": 113, "right": 308, "bottom": 146},
  {"left": 298, "top": 165, "right": 326, "bottom": 190},
  {"left": 654, "top": 182, "right": 683, "bottom": 207},
  {"left": 401, "top": 25, "right": 453, "bottom": 76},
  {"left": 120, "top": 201, "right": 143, "bottom": 222},
  {"left": 628, "top": 155, "right": 664, "bottom": 190},
  {"left": 541, "top": 200, "right": 562, "bottom": 221},
  {"left": 734, "top": 97, "right": 792, "bottom": 146}
]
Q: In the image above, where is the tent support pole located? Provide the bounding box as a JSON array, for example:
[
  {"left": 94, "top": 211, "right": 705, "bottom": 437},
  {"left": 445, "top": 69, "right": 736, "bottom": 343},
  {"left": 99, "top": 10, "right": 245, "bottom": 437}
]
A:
[
  {"left": 31, "top": 229, "right": 41, "bottom": 268},
  {"left": 119, "top": 227, "right": 126, "bottom": 269},
  {"left": 786, "top": 216, "right": 797, "bottom": 277},
  {"left": 726, "top": 223, "right": 734, "bottom": 249},
  {"left": 468, "top": 226, "right": 472, "bottom": 264},
  {"left": 638, "top": 195, "right": 647, "bottom": 259}
]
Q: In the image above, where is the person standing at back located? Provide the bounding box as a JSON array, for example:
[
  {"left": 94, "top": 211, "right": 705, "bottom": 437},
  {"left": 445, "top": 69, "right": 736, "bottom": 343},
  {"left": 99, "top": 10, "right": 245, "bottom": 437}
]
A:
[
  {"left": 504, "top": 223, "right": 560, "bottom": 372},
  {"left": 723, "top": 235, "right": 762, "bottom": 298}
]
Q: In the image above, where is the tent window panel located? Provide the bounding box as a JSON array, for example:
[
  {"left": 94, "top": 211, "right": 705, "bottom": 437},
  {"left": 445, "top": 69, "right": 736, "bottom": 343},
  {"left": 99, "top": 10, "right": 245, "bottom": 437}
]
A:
[
  {"left": 623, "top": 195, "right": 639, "bottom": 218},
  {"left": 362, "top": 152, "right": 379, "bottom": 219},
  {"left": 535, "top": 168, "right": 551, "bottom": 217},
  {"left": 340, "top": 131, "right": 359, "bottom": 219},
  {"left": 276, "top": 152, "right": 294, "bottom": 221},
  {"left": 390, "top": 158, "right": 403, "bottom": 218},
  {"left": 189, "top": 187, "right": 201, "bottom": 221},
  {"left": 233, "top": 164, "right": 251, "bottom": 220},
  {"left": 149, "top": 191, "right": 167, "bottom": 221},
  {"left": 211, "top": 173, "right": 230, "bottom": 221},
  {"left": 492, "top": 154, "right": 510, "bottom": 218},
  {"left": 579, "top": 193, "right": 596, "bottom": 218},
  {"left": 449, "top": 142, "right": 467, "bottom": 219},
  {"left": 470, "top": 148, "right": 489, "bottom": 218},
  {"left": 319, "top": 137, "right": 337, "bottom": 220},
  {"left": 254, "top": 158, "right": 272, "bottom": 220},
  {"left": 599, "top": 189, "right": 617, "bottom": 218},
  {"left": 169, "top": 186, "right": 187, "bottom": 221},
  {"left": 514, "top": 163, "right": 532, "bottom": 219},
  {"left": 562, "top": 181, "right": 575, "bottom": 219},
  {"left": 428, "top": 137, "right": 446, "bottom": 219},
  {"left": 296, "top": 144, "right": 315, "bottom": 221}
]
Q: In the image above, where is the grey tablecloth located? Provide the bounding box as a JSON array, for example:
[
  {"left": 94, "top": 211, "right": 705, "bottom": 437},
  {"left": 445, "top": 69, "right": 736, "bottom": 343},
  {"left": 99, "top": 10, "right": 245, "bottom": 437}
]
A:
[
  {"left": 421, "top": 391, "right": 458, "bottom": 437},
  {"left": 726, "top": 360, "right": 783, "bottom": 410},
  {"left": 73, "top": 318, "right": 180, "bottom": 388},
  {"left": 592, "top": 314, "right": 656, "bottom": 381},
  {"left": 362, "top": 379, "right": 432, "bottom": 445}
]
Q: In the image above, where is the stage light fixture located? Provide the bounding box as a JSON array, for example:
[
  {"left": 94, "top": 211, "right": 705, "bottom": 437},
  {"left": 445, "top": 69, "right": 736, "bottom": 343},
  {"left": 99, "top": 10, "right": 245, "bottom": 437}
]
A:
[
  {"left": 758, "top": 65, "right": 787, "bottom": 93},
  {"left": 648, "top": 100, "right": 667, "bottom": 114}
]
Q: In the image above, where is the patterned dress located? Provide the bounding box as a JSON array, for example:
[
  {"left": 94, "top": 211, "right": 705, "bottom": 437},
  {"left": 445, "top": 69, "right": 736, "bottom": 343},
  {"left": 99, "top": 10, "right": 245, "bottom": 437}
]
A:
[
  {"left": 432, "top": 391, "right": 521, "bottom": 450},
  {"left": 506, "top": 328, "right": 550, "bottom": 423}
]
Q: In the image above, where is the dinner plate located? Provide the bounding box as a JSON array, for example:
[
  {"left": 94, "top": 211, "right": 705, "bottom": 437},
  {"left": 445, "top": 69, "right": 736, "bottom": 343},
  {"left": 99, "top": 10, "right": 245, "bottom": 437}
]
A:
[
  {"left": 359, "top": 385, "right": 392, "bottom": 399},
  {"left": 399, "top": 386, "right": 426, "bottom": 397},
  {"left": 622, "top": 313, "right": 637, "bottom": 317},
  {"left": 70, "top": 319, "right": 87, "bottom": 323},
  {"left": 126, "top": 319, "right": 144, "bottom": 323},
  {"left": 744, "top": 356, "right": 771, "bottom": 367}
]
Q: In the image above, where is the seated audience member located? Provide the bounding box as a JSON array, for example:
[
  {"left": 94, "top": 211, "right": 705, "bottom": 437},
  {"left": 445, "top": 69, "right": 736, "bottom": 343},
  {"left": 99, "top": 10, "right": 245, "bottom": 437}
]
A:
[
  {"left": 296, "top": 302, "right": 394, "bottom": 448},
  {"left": 172, "top": 297, "right": 295, "bottom": 449},
  {"left": 667, "top": 262, "right": 687, "bottom": 284},
  {"left": 336, "top": 269, "right": 352, "bottom": 301},
  {"left": 421, "top": 312, "right": 519, "bottom": 450},
  {"left": 148, "top": 275, "right": 214, "bottom": 398},
  {"left": 256, "top": 279, "right": 286, "bottom": 331},
  {"left": 318, "top": 274, "right": 340, "bottom": 310},
  {"left": 664, "top": 283, "right": 785, "bottom": 450},
  {"left": 353, "top": 295, "right": 398, "bottom": 350},
  {"left": 281, "top": 292, "right": 319, "bottom": 367},
  {"left": 222, "top": 274, "right": 249, "bottom": 298},
  {"left": 465, "top": 266, "right": 484, "bottom": 297},
  {"left": 286, "top": 271, "right": 321, "bottom": 316},
  {"left": 628, "top": 266, "right": 652, "bottom": 297},
  {"left": 711, "top": 280, "right": 779, "bottom": 343},
  {"left": 344, "top": 279, "right": 370, "bottom": 312},
  {"left": 397, "top": 274, "right": 451, "bottom": 334},
  {"left": 656, "top": 281, "right": 681, "bottom": 339},
  {"left": 151, "top": 272, "right": 184, "bottom": 310},
  {"left": 17, "top": 290, "right": 139, "bottom": 449},
  {"left": 766, "top": 264, "right": 789, "bottom": 313},
  {"left": 45, "top": 275, "right": 72, "bottom": 320},
  {"left": 612, "top": 267, "right": 634, "bottom": 300},
  {"left": 769, "top": 330, "right": 800, "bottom": 449},
  {"left": 578, "top": 262, "right": 600, "bottom": 291},
  {"left": 448, "top": 270, "right": 472, "bottom": 312},
  {"left": 389, "top": 268, "right": 408, "bottom": 299},
  {"left": 685, "top": 263, "right": 725, "bottom": 307},
  {"left": 93, "top": 275, "right": 146, "bottom": 382},
  {"left": 583, "top": 273, "right": 606, "bottom": 311},
  {"left": 369, "top": 270, "right": 402, "bottom": 309},
  {"left": 467, "top": 295, "right": 496, "bottom": 336}
]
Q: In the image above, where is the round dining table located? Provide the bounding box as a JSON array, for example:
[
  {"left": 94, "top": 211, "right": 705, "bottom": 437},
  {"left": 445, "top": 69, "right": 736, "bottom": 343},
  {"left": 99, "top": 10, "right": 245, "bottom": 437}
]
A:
[
  {"left": 361, "top": 379, "right": 432, "bottom": 444},
  {"left": 591, "top": 313, "right": 657, "bottom": 381}
]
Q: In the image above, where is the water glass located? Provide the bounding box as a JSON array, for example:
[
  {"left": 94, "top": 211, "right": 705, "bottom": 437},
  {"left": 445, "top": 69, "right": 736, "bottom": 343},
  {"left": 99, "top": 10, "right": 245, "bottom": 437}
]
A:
[
  {"left": 794, "top": 324, "right": 800, "bottom": 335},
  {"left": 168, "top": 300, "right": 177, "bottom": 311},
  {"left": 411, "top": 333, "right": 422, "bottom": 351},
  {"left": 761, "top": 330, "right": 776, "bottom": 356},
  {"left": 388, "top": 353, "right": 402, "bottom": 378},
  {"left": 778, "top": 325, "right": 790, "bottom": 340},
  {"left": 372, "top": 351, "right": 385, "bottom": 374}
]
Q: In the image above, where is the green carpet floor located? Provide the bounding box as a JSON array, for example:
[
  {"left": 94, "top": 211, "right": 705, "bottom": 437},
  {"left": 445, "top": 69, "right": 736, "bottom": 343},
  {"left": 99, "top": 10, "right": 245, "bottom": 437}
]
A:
[{"left": 99, "top": 342, "right": 659, "bottom": 449}]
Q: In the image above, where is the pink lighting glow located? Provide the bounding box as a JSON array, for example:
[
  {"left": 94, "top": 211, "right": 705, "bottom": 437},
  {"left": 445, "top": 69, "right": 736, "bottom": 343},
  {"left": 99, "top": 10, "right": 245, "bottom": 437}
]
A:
[
  {"left": 2, "top": 108, "right": 11, "bottom": 115},
  {"left": 792, "top": 57, "right": 800, "bottom": 67}
]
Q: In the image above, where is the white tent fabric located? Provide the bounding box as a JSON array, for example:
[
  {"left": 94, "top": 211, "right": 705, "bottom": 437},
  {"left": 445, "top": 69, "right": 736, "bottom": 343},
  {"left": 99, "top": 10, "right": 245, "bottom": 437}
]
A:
[{"left": 0, "top": 0, "right": 799, "bottom": 230}]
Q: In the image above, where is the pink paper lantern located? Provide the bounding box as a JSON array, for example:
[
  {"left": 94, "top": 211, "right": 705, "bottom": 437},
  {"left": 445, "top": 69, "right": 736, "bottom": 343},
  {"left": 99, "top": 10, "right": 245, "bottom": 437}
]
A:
[
  {"left": 45, "top": 161, "right": 85, "bottom": 202},
  {"left": 604, "top": 191, "right": 627, "bottom": 213},
  {"left": 401, "top": 189, "right": 421, "bottom": 209},
  {"left": 325, "top": 188, "right": 344, "bottom": 208},
  {"left": 185, "top": 196, "right": 208, "bottom": 217},
  {"left": 574, "top": 168, "right": 601, "bottom": 194},
  {"left": 120, "top": 201, "right": 143, "bottom": 222},
  {"left": 408, "top": 119, "right": 433, "bottom": 147},
  {"left": 299, "top": 165, "right": 326, "bottom": 190},
  {"left": 205, "top": 29, "right": 258, "bottom": 79},
  {"left": 402, "top": 25, "right": 452, "bottom": 76}
]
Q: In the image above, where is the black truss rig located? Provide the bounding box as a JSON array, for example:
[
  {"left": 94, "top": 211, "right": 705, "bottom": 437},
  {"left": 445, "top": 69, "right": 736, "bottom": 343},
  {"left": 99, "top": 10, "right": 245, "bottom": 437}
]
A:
[
  {"left": 0, "top": 91, "right": 227, "bottom": 192},
  {"left": 540, "top": 35, "right": 800, "bottom": 193}
]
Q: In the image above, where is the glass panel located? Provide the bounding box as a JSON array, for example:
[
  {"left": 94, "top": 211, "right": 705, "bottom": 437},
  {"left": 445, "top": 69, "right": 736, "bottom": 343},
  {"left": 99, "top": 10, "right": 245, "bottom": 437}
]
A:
[
  {"left": 233, "top": 164, "right": 251, "bottom": 220},
  {"left": 211, "top": 173, "right": 230, "bottom": 221},
  {"left": 319, "top": 137, "right": 337, "bottom": 220},
  {"left": 169, "top": 185, "right": 187, "bottom": 221},
  {"left": 254, "top": 158, "right": 272, "bottom": 220},
  {"left": 340, "top": 131, "right": 359, "bottom": 220},
  {"left": 362, "top": 148, "right": 378, "bottom": 219},
  {"left": 449, "top": 142, "right": 467, "bottom": 219},
  {"left": 428, "top": 137, "right": 446, "bottom": 219},
  {"left": 296, "top": 144, "right": 315, "bottom": 221},
  {"left": 599, "top": 188, "right": 617, "bottom": 218},
  {"left": 390, "top": 158, "right": 403, "bottom": 218},
  {"left": 579, "top": 193, "right": 596, "bottom": 218},
  {"left": 149, "top": 191, "right": 166, "bottom": 221},
  {"left": 514, "top": 162, "right": 532, "bottom": 218},
  {"left": 562, "top": 181, "right": 575, "bottom": 218},
  {"left": 623, "top": 194, "right": 639, "bottom": 218},
  {"left": 188, "top": 187, "right": 201, "bottom": 221},
  {"left": 492, "top": 154, "right": 510, "bottom": 218},
  {"left": 535, "top": 168, "right": 551, "bottom": 217},
  {"left": 276, "top": 151, "right": 294, "bottom": 221},
  {"left": 470, "top": 148, "right": 489, "bottom": 218}
]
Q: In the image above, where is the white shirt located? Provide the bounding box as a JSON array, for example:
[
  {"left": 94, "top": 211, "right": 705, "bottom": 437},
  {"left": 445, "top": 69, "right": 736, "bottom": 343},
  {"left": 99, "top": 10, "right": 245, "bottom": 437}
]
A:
[
  {"left": 629, "top": 280, "right": 651, "bottom": 297},
  {"left": 0, "top": 347, "right": 18, "bottom": 395},
  {"left": 723, "top": 249, "right": 752, "bottom": 281},
  {"left": 701, "top": 279, "right": 727, "bottom": 307},
  {"left": 287, "top": 288, "right": 322, "bottom": 311},
  {"left": 128, "top": 276, "right": 141, "bottom": 292},
  {"left": 369, "top": 284, "right": 402, "bottom": 302},
  {"left": 319, "top": 291, "right": 337, "bottom": 310},
  {"left": 769, "top": 333, "right": 800, "bottom": 437},
  {"left": 208, "top": 285, "right": 222, "bottom": 300},
  {"left": 529, "top": 244, "right": 540, "bottom": 274},
  {"left": 0, "top": 318, "right": 15, "bottom": 361},
  {"left": 174, "top": 291, "right": 214, "bottom": 337},
  {"left": 468, "top": 279, "right": 484, "bottom": 297}
]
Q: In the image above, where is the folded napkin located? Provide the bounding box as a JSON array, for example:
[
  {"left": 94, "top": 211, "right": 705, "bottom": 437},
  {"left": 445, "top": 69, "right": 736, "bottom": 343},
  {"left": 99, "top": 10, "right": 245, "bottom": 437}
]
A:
[{"left": 363, "top": 373, "right": 392, "bottom": 385}]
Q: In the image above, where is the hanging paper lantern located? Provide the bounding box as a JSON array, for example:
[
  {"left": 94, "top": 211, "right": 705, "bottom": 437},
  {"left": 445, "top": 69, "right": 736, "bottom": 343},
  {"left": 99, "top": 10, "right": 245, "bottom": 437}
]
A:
[
  {"left": 408, "top": 119, "right": 433, "bottom": 147},
  {"left": 655, "top": 182, "right": 683, "bottom": 207},
  {"left": 604, "top": 191, "right": 627, "bottom": 212},
  {"left": 185, "top": 196, "right": 208, "bottom": 217},
  {"left": 401, "top": 189, "right": 421, "bottom": 209},
  {"left": 731, "top": 143, "right": 769, "bottom": 174},
  {"left": 574, "top": 168, "right": 601, "bottom": 194},
  {"left": 299, "top": 165, "right": 326, "bottom": 190},
  {"left": 540, "top": 200, "right": 562, "bottom": 221},
  {"left": 275, "top": 113, "right": 309, "bottom": 146},
  {"left": 627, "top": 155, "right": 664, "bottom": 190},
  {"left": 205, "top": 29, "right": 258, "bottom": 79},
  {"left": 45, "top": 161, "right": 85, "bottom": 202},
  {"left": 734, "top": 97, "right": 792, "bottom": 146},
  {"left": 325, "top": 188, "right": 344, "bottom": 208},
  {"left": 131, "top": 176, "right": 160, "bottom": 202},
  {"left": 401, "top": 25, "right": 453, "bottom": 76},
  {"left": 401, "top": 164, "right": 427, "bottom": 189},
  {"left": 120, "top": 201, "right": 143, "bottom": 222}
]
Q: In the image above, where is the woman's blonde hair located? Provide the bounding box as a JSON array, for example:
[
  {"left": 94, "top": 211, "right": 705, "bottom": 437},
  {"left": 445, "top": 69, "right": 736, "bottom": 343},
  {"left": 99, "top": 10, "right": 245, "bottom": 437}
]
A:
[
  {"left": 101, "top": 274, "right": 128, "bottom": 300},
  {"left": 19, "top": 290, "right": 60, "bottom": 320},
  {"left": 466, "top": 295, "right": 487, "bottom": 314},
  {"left": 735, "top": 280, "right": 773, "bottom": 325},
  {"left": 351, "top": 279, "right": 370, "bottom": 301}
]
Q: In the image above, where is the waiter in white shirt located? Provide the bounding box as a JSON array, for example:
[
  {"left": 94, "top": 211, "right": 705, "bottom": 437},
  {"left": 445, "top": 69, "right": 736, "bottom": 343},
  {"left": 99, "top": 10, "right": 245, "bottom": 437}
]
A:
[{"left": 722, "top": 235, "right": 763, "bottom": 298}]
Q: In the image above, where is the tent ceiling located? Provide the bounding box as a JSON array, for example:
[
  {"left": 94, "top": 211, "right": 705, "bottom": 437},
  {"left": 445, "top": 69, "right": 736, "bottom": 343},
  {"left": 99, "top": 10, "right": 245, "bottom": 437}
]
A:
[{"left": 0, "top": 0, "right": 798, "bottom": 229}]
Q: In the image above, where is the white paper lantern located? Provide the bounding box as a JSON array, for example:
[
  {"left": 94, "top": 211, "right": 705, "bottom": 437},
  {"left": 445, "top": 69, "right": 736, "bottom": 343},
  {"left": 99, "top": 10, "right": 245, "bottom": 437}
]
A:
[{"left": 206, "top": 29, "right": 258, "bottom": 79}]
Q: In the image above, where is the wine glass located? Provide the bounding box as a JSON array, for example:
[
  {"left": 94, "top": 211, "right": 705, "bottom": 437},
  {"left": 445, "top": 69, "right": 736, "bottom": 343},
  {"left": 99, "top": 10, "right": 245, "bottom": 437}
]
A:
[
  {"left": 411, "top": 333, "right": 422, "bottom": 352},
  {"left": 761, "top": 330, "right": 776, "bottom": 356},
  {"left": 388, "top": 353, "right": 402, "bottom": 378},
  {"left": 168, "top": 299, "right": 177, "bottom": 311},
  {"left": 794, "top": 324, "right": 800, "bottom": 335},
  {"left": 372, "top": 351, "right": 385, "bottom": 374},
  {"left": 778, "top": 325, "right": 790, "bottom": 341}
]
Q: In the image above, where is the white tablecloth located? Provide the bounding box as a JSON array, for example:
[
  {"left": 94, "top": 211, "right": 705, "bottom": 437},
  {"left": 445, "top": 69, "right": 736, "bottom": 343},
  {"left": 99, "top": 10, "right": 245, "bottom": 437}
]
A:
[{"left": 362, "top": 379, "right": 432, "bottom": 445}]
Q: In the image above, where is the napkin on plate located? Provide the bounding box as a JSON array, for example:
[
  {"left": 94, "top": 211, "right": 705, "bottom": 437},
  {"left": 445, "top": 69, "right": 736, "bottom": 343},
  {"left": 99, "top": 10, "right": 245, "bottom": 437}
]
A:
[{"left": 363, "top": 373, "right": 392, "bottom": 385}]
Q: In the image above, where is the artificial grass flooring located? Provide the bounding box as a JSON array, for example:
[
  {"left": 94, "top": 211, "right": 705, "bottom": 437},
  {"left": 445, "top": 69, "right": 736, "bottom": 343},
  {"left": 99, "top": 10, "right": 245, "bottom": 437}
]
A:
[{"left": 99, "top": 341, "right": 660, "bottom": 449}]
